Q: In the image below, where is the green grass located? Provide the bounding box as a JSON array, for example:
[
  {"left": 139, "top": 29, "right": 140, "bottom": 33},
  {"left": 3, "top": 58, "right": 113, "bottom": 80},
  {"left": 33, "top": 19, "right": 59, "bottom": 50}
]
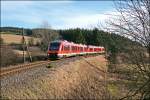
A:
[
  {"left": 0, "top": 32, "right": 21, "bottom": 35},
  {"left": 0, "top": 96, "right": 10, "bottom": 100},
  {"left": 107, "top": 84, "right": 119, "bottom": 96},
  {"left": 46, "top": 64, "right": 53, "bottom": 68}
]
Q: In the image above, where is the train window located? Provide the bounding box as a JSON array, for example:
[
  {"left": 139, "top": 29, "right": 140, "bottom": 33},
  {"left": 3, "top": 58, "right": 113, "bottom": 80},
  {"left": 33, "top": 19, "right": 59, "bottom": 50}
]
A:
[
  {"left": 72, "top": 46, "right": 76, "bottom": 51},
  {"left": 80, "top": 47, "right": 83, "bottom": 51},
  {"left": 64, "top": 45, "right": 70, "bottom": 51},
  {"left": 49, "top": 42, "right": 60, "bottom": 51},
  {"left": 75, "top": 47, "right": 77, "bottom": 51},
  {"left": 75, "top": 46, "right": 77, "bottom": 51},
  {"left": 84, "top": 47, "right": 87, "bottom": 51},
  {"left": 90, "top": 48, "right": 93, "bottom": 51},
  {"left": 78, "top": 47, "right": 80, "bottom": 51}
]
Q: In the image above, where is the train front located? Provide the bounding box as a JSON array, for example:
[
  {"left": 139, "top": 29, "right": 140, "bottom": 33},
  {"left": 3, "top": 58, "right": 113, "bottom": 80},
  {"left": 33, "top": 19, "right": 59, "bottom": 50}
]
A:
[{"left": 47, "top": 41, "right": 61, "bottom": 58}]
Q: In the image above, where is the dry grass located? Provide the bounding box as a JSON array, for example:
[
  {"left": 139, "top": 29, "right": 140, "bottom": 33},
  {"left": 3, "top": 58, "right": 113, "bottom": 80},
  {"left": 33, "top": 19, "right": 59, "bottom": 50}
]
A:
[
  {"left": 106, "top": 63, "right": 144, "bottom": 99},
  {"left": 1, "top": 34, "right": 41, "bottom": 45},
  {"left": 13, "top": 50, "right": 28, "bottom": 57},
  {"left": 1, "top": 55, "right": 110, "bottom": 99},
  {"left": 0, "top": 46, "right": 22, "bottom": 67},
  {"left": 13, "top": 47, "right": 46, "bottom": 57}
]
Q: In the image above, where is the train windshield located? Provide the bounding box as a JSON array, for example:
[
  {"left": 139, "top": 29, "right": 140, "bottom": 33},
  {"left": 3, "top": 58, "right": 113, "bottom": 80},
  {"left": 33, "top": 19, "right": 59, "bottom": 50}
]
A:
[{"left": 49, "top": 42, "right": 60, "bottom": 51}]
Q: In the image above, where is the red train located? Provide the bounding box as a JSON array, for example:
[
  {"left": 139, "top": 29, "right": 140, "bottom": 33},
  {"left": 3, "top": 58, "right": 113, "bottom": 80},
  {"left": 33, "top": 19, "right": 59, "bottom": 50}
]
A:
[{"left": 47, "top": 40, "right": 105, "bottom": 58}]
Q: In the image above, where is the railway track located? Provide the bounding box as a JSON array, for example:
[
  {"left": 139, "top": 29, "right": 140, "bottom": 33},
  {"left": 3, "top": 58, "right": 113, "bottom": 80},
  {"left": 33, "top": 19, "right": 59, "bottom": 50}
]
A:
[
  {"left": 0, "top": 54, "right": 103, "bottom": 78},
  {"left": 0, "top": 60, "right": 50, "bottom": 77}
]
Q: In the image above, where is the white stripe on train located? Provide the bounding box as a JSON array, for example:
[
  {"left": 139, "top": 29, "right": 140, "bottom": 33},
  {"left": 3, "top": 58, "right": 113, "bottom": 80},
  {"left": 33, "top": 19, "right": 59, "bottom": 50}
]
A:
[{"left": 57, "top": 51, "right": 104, "bottom": 58}]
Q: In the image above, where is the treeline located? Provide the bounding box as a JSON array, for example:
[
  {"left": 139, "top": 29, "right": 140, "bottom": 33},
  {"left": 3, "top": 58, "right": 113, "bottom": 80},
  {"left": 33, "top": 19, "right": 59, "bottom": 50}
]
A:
[
  {"left": 59, "top": 28, "right": 141, "bottom": 54},
  {"left": 0, "top": 27, "right": 32, "bottom": 36},
  {"left": 1, "top": 27, "right": 141, "bottom": 54}
]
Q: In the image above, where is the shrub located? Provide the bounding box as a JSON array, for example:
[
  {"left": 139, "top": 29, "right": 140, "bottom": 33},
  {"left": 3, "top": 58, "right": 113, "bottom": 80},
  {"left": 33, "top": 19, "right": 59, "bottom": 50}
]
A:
[
  {"left": 0, "top": 46, "right": 21, "bottom": 67},
  {"left": 0, "top": 37, "right": 4, "bottom": 44},
  {"left": 46, "top": 64, "right": 53, "bottom": 68},
  {"left": 28, "top": 38, "right": 34, "bottom": 46},
  {"left": 35, "top": 41, "right": 41, "bottom": 46}
]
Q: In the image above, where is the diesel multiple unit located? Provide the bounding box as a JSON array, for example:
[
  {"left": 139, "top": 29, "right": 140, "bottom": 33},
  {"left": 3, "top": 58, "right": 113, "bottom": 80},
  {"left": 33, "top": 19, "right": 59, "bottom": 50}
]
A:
[{"left": 47, "top": 40, "right": 105, "bottom": 58}]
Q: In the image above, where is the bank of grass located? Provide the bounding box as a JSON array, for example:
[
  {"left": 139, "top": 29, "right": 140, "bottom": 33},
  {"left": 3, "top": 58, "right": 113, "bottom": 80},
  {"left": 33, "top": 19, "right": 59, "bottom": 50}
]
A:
[
  {"left": 107, "top": 63, "right": 145, "bottom": 99},
  {"left": 1, "top": 53, "right": 134, "bottom": 99},
  {"left": 1, "top": 55, "right": 110, "bottom": 99}
]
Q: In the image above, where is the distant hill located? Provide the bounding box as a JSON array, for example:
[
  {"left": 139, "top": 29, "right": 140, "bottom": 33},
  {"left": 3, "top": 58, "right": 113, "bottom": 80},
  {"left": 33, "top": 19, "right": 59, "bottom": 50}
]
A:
[
  {"left": 0, "top": 27, "right": 32, "bottom": 36},
  {"left": 0, "top": 27, "right": 57, "bottom": 36}
]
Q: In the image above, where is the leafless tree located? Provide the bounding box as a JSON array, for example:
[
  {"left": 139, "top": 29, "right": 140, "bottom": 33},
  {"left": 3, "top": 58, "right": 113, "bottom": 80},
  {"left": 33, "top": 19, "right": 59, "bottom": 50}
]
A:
[
  {"left": 106, "top": 0, "right": 150, "bottom": 99},
  {"left": 32, "top": 21, "right": 60, "bottom": 51}
]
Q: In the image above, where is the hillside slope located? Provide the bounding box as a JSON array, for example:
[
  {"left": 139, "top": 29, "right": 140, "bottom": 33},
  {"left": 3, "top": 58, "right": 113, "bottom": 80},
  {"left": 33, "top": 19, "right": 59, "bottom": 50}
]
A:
[{"left": 1, "top": 55, "right": 108, "bottom": 99}]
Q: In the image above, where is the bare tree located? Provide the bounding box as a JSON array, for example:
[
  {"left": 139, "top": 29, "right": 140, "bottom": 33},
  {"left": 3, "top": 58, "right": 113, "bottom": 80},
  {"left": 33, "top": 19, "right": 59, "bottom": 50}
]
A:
[
  {"left": 106, "top": 0, "right": 150, "bottom": 99},
  {"left": 32, "top": 21, "right": 60, "bottom": 51}
]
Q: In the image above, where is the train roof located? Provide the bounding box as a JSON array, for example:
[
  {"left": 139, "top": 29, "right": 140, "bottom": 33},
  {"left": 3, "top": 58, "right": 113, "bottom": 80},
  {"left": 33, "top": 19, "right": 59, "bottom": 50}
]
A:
[
  {"left": 50, "top": 40, "right": 104, "bottom": 48},
  {"left": 50, "top": 40, "right": 62, "bottom": 43}
]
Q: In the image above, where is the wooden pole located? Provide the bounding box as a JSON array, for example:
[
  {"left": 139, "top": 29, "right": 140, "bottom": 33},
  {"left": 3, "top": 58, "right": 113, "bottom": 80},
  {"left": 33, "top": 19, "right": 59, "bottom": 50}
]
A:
[
  {"left": 22, "top": 28, "right": 25, "bottom": 63},
  {"left": 24, "top": 40, "right": 32, "bottom": 62},
  {"left": 22, "top": 28, "right": 32, "bottom": 62}
]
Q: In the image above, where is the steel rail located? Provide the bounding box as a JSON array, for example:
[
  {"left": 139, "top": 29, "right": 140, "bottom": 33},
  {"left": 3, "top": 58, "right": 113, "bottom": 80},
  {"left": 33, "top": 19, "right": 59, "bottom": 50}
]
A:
[{"left": 0, "top": 61, "right": 50, "bottom": 77}]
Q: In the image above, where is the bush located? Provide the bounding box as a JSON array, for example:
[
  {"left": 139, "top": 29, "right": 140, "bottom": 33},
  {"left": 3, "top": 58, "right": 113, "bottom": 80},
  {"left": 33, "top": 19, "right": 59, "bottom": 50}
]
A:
[
  {"left": 0, "top": 46, "right": 21, "bottom": 67},
  {"left": 28, "top": 38, "right": 34, "bottom": 46},
  {"left": 0, "top": 37, "right": 4, "bottom": 44},
  {"left": 35, "top": 41, "right": 41, "bottom": 46},
  {"left": 46, "top": 64, "right": 53, "bottom": 68}
]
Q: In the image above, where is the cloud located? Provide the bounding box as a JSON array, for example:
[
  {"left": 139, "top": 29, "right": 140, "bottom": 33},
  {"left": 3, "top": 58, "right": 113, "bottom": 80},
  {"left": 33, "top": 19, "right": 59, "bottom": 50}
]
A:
[
  {"left": 38, "top": 1, "right": 74, "bottom": 4},
  {"left": 54, "top": 11, "right": 117, "bottom": 29},
  {"left": 1, "top": 1, "right": 115, "bottom": 29},
  {"left": 1, "top": 0, "right": 74, "bottom": 8},
  {"left": 1, "top": 1, "right": 74, "bottom": 22}
]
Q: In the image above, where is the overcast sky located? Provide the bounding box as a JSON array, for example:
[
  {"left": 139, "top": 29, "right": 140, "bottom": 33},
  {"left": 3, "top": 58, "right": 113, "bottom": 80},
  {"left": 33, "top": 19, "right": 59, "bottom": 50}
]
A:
[{"left": 1, "top": 1, "right": 116, "bottom": 29}]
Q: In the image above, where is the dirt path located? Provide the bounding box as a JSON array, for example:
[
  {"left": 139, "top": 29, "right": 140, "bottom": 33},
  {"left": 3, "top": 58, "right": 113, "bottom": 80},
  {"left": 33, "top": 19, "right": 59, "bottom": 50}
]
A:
[{"left": 1, "top": 55, "right": 107, "bottom": 99}]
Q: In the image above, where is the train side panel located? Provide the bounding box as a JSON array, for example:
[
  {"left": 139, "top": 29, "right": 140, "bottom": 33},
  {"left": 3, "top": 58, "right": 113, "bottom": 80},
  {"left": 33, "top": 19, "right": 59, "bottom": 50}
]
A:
[{"left": 48, "top": 40, "right": 105, "bottom": 58}]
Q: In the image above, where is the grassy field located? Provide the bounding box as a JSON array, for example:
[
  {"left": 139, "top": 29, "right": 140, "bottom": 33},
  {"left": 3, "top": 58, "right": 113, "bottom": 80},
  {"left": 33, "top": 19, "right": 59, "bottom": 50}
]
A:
[{"left": 1, "top": 34, "right": 41, "bottom": 45}]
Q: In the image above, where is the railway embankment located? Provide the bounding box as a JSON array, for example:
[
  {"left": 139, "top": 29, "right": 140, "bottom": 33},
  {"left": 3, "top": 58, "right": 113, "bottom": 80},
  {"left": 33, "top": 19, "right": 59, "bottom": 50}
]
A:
[{"left": 1, "top": 55, "right": 108, "bottom": 99}]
